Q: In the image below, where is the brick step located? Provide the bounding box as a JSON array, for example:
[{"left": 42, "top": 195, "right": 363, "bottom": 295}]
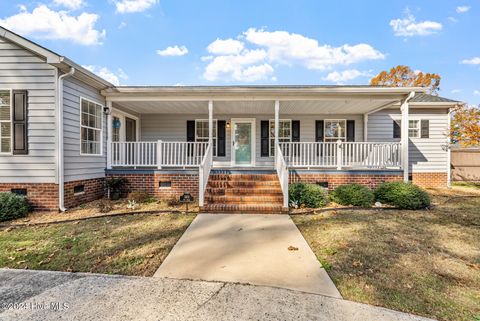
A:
[
  {"left": 205, "top": 195, "right": 284, "bottom": 203},
  {"left": 209, "top": 174, "right": 279, "bottom": 181},
  {"left": 201, "top": 203, "right": 287, "bottom": 214},
  {"left": 207, "top": 181, "right": 281, "bottom": 188},
  {"left": 206, "top": 187, "right": 283, "bottom": 196}
]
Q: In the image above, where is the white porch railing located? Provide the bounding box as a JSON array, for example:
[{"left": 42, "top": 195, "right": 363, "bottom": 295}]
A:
[
  {"left": 279, "top": 141, "right": 402, "bottom": 169},
  {"left": 275, "top": 144, "right": 289, "bottom": 209},
  {"left": 110, "top": 141, "right": 209, "bottom": 167},
  {"left": 199, "top": 143, "right": 213, "bottom": 207}
]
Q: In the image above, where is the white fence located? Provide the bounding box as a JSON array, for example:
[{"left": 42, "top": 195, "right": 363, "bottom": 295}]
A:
[{"left": 279, "top": 141, "right": 402, "bottom": 169}]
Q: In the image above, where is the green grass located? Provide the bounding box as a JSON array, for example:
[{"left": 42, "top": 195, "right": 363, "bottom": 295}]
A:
[
  {"left": 292, "top": 191, "right": 480, "bottom": 321},
  {"left": 452, "top": 182, "right": 480, "bottom": 189},
  {"left": 0, "top": 213, "right": 195, "bottom": 276}
]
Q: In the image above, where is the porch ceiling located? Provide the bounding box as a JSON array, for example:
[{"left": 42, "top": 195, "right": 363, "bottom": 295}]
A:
[{"left": 113, "top": 99, "right": 400, "bottom": 115}]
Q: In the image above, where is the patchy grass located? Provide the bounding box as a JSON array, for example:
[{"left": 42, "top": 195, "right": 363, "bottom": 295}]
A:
[
  {"left": 292, "top": 188, "right": 480, "bottom": 321},
  {"left": 0, "top": 213, "right": 195, "bottom": 276},
  {"left": 452, "top": 181, "right": 480, "bottom": 190}
]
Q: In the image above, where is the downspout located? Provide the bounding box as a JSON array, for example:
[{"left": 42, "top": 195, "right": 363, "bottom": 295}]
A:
[
  {"left": 57, "top": 67, "right": 75, "bottom": 211},
  {"left": 401, "top": 91, "right": 415, "bottom": 182},
  {"left": 446, "top": 108, "right": 452, "bottom": 188}
]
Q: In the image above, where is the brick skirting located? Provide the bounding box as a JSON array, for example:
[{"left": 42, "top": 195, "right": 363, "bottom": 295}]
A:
[
  {"left": 106, "top": 171, "right": 199, "bottom": 201},
  {"left": 411, "top": 172, "right": 448, "bottom": 188},
  {"left": 64, "top": 178, "right": 105, "bottom": 209},
  {"left": 289, "top": 171, "right": 403, "bottom": 190},
  {"left": 0, "top": 183, "right": 58, "bottom": 211}
]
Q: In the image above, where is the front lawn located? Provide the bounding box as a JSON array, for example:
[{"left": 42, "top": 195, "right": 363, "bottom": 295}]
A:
[
  {"left": 0, "top": 213, "right": 195, "bottom": 276},
  {"left": 292, "top": 188, "right": 480, "bottom": 321}
]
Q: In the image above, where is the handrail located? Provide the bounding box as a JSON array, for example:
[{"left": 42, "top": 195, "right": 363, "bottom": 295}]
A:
[
  {"left": 199, "top": 143, "right": 213, "bottom": 207},
  {"left": 275, "top": 144, "right": 289, "bottom": 209}
]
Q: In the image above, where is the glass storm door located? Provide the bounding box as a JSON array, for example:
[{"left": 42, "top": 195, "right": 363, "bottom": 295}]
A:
[{"left": 233, "top": 121, "right": 253, "bottom": 166}]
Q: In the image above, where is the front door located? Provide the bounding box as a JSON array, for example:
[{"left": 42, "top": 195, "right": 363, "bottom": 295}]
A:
[{"left": 231, "top": 119, "right": 255, "bottom": 166}]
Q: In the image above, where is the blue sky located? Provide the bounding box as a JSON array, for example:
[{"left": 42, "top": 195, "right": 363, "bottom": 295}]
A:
[{"left": 0, "top": 0, "right": 479, "bottom": 104}]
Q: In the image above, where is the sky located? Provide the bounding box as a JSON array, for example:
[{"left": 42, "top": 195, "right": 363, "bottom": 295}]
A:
[{"left": 0, "top": 0, "right": 479, "bottom": 105}]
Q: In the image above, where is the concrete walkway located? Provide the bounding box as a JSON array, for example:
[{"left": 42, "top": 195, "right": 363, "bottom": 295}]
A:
[
  {"left": 154, "top": 214, "right": 341, "bottom": 298},
  {"left": 0, "top": 269, "right": 436, "bottom": 321}
]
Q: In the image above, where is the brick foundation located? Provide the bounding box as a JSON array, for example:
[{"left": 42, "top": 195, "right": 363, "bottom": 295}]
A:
[
  {"left": 289, "top": 170, "right": 403, "bottom": 190},
  {"left": 0, "top": 183, "right": 58, "bottom": 211},
  {"left": 411, "top": 172, "right": 448, "bottom": 188},
  {"left": 64, "top": 178, "right": 105, "bottom": 209},
  {"left": 106, "top": 170, "right": 199, "bottom": 201}
]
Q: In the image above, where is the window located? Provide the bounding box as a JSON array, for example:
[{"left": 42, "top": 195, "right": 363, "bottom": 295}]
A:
[
  {"left": 195, "top": 119, "right": 217, "bottom": 156},
  {"left": 408, "top": 120, "right": 420, "bottom": 138},
  {"left": 393, "top": 120, "right": 424, "bottom": 138},
  {"left": 269, "top": 120, "right": 291, "bottom": 156},
  {"left": 73, "top": 184, "right": 85, "bottom": 195},
  {"left": 324, "top": 120, "right": 346, "bottom": 142},
  {"left": 0, "top": 90, "right": 11, "bottom": 153},
  {"left": 112, "top": 116, "right": 120, "bottom": 142},
  {"left": 80, "top": 98, "right": 103, "bottom": 155}
]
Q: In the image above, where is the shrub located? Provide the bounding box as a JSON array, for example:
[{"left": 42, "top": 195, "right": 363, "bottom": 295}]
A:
[
  {"left": 289, "top": 183, "right": 328, "bottom": 208},
  {"left": 0, "top": 192, "right": 30, "bottom": 222},
  {"left": 330, "top": 184, "right": 374, "bottom": 207},
  {"left": 128, "top": 190, "right": 150, "bottom": 203},
  {"left": 374, "top": 181, "right": 431, "bottom": 210}
]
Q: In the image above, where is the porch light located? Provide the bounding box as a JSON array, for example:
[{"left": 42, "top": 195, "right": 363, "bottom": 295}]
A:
[{"left": 226, "top": 121, "right": 231, "bottom": 129}]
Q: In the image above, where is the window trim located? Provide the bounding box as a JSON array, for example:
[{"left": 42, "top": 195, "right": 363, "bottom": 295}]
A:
[
  {"left": 324, "top": 119, "right": 347, "bottom": 142},
  {"left": 0, "top": 89, "right": 13, "bottom": 155},
  {"left": 268, "top": 119, "right": 292, "bottom": 157},
  {"left": 408, "top": 119, "right": 421, "bottom": 138},
  {"left": 79, "top": 97, "right": 104, "bottom": 156},
  {"left": 195, "top": 119, "right": 218, "bottom": 157}
]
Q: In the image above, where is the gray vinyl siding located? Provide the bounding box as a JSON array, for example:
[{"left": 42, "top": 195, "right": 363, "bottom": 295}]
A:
[
  {"left": 368, "top": 108, "right": 449, "bottom": 172},
  {"left": 0, "top": 36, "right": 57, "bottom": 183},
  {"left": 140, "top": 113, "right": 363, "bottom": 167},
  {"left": 63, "top": 77, "right": 106, "bottom": 182}
]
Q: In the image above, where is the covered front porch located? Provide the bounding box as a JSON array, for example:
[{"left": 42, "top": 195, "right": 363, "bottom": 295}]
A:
[{"left": 102, "top": 86, "right": 419, "bottom": 208}]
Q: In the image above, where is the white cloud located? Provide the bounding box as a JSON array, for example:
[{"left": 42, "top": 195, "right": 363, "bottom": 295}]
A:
[
  {"left": 204, "top": 49, "right": 273, "bottom": 82},
  {"left": 474, "top": 90, "right": 480, "bottom": 96},
  {"left": 322, "top": 69, "right": 370, "bottom": 84},
  {"left": 461, "top": 57, "right": 480, "bottom": 65},
  {"left": 451, "top": 89, "right": 462, "bottom": 94},
  {"left": 0, "top": 5, "right": 105, "bottom": 45},
  {"left": 456, "top": 6, "right": 471, "bottom": 13},
  {"left": 156, "top": 45, "right": 188, "bottom": 57},
  {"left": 390, "top": 12, "right": 442, "bottom": 37},
  {"left": 207, "top": 38, "right": 244, "bottom": 55},
  {"left": 118, "top": 21, "right": 127, "bottom": 29},
  {"left": 83, "top": 65, "right": 128, "bottom": 85},
  {"left": 53, "top": 0, "right": 84, "bottom": 10},
  {"left": 202, "top": 28, "right": 384, "bottom": 82},
  {"left": 115, "top": 0, "right": 158, "bottom": 14},
  {"left": 448, "top": 16, "right": 458, "bottom": 23}
]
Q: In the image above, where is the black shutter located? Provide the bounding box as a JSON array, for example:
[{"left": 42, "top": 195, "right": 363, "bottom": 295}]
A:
[
  {"left": 393, "top": 120, "right": 401, "bottom": 139},
  {"left": 217, "top": 120, "right": 226, "bottom": 156},
  {"left": 346, "top": 120, "right": 355, "bottom": 142},
  {"left": 12, "top": 90, "right": 28, "bottom": 155},
  {"left": 261, "top": 120, "right": 269, "bottom": 157},
  {"left": 186, "top": 120, "right": 195, "bottom": 156},
  {"left": 315, "top": 120, "right": 324, "bottom": 142},
  {"left": 292, "top": 120, "right": 300, "bottom": 142},
  {"left": 421, "top": 120, "right": 429, "bottom": 138}
]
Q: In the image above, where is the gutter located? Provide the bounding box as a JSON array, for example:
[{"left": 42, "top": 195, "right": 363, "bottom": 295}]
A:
[{"left": 57, "top": 67, "right": 75, "bottom": 212}]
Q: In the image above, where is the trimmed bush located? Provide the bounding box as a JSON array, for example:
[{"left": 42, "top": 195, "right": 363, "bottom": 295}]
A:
[
  {"left": 330, "top": 184, "right": 375, "bottom": 207},
  {"left": 0, "top": 192, "right": 30, "bottom": 222},
  {"left": 289, "top": 183, "right": 328, "bottom": 208},
  {"left": 374, "top": 181, "right": 431, "bottom": 210}
]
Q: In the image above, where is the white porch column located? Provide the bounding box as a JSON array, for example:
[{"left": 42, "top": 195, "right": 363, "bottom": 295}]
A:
[
  {"left": 106, "top": 100, "right": 113, "bottom": 170},
  {"left": 363, "top": 114, "right": 368, "bottom": 142},
  {"left": 401, "top": 92, "right": 415, "bottom": 182},
  {"left": 208, "top": 100, "right": 213, "bottom": 146},
  {"left": 274, "top": 100, "right": 280, "bottom": 164}
]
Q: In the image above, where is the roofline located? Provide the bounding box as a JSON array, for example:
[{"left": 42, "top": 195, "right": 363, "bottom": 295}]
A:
[
  {"left": 0, "top": 26, "right": 114, "bottom": 89},
  {"left": 103, "top": 86, "right": 426, "bottom": 95}
]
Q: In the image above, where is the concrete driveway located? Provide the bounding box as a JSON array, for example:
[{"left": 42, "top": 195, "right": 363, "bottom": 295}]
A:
[
  {"left": 0, "top": 269, "right": 436, "bottom": 321},
  {"left": 154, "top": 214, "right": 341, "bottom": 298}
]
